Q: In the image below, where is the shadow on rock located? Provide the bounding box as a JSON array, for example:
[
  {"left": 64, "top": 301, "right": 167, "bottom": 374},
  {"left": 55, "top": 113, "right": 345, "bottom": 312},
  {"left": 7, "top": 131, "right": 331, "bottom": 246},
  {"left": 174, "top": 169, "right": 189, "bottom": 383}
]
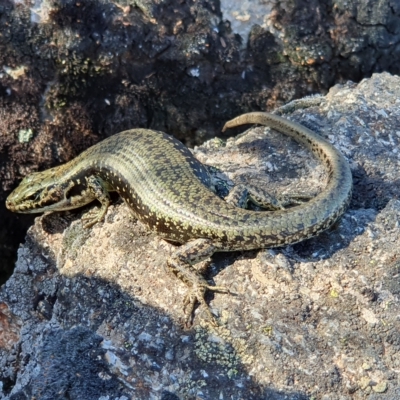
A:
[{"left": 0, "top": 229, "right": 309, "bottom": 399}]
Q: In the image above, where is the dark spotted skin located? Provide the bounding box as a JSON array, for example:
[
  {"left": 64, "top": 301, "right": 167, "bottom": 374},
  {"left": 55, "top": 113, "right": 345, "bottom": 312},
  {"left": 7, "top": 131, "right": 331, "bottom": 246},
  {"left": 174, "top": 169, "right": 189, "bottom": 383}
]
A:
[{"left": 6, "top": 112, "right": 353, "bottom": 325}]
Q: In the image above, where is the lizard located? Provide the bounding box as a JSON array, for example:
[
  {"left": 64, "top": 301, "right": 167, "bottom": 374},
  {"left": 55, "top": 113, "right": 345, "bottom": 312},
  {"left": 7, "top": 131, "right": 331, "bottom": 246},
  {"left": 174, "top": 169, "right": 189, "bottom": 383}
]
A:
[{"left": 6, "top": 112, "right": 353, "bottom": 325}]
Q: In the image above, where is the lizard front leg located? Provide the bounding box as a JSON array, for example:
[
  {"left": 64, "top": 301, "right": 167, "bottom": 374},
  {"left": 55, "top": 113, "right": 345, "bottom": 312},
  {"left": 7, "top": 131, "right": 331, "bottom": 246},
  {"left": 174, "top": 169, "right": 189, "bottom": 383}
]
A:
[
  {"left": 167, "top": 238, "right": 229, "bottom": 326},
  {"left": 81, "top": 176, "right": 111, "bottom": 228}
]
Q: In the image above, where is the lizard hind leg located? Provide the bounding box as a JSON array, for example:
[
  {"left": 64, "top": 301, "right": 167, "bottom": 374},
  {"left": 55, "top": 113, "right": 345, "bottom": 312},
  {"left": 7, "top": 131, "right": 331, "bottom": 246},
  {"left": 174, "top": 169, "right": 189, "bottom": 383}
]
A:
[
  {"left": 167, "top": 238, "right": 229, "bottom": 326},
  {"left": 226, "top": 183, "right": 314, "bottom": 210}
]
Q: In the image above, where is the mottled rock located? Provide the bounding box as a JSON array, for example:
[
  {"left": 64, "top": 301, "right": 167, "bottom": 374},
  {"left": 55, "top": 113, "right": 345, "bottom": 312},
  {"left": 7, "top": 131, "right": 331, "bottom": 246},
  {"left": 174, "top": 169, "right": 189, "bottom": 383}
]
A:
[{"left": 1, "top": 73, "right": 400, "bottom": 398}]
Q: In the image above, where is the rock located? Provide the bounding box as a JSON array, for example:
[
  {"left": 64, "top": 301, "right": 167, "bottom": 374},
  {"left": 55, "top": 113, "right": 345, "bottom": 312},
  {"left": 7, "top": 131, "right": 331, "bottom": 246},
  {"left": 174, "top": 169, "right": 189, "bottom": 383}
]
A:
[
  {"left": 372, "top": 381, "right": 388, "bottom": 393},
  {"left": 1, "top": 72, "right": 400, "bottom": 398}
]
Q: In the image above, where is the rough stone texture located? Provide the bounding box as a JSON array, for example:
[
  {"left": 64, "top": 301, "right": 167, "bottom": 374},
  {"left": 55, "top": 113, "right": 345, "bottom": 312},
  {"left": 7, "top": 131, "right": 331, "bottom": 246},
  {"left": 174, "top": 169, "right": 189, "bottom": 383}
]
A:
[
  {"left": 222, "top": 0, "right": 400, "bottom": 66},
  {"left": 1, "top": 72, "right": 400, "bottom": 399},
  {"left": 244, "top": 0, "right": 400, "bottom": 103}
]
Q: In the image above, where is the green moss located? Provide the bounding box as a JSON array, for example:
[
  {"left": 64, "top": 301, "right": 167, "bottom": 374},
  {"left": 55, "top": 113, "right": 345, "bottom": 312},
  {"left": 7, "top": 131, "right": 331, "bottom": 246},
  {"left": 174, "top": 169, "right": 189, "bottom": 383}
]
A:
[
  {"left": 61, "top": 222, "right": 91, "bottom": 260},
  {"left": 194, "top": 326, "right": 240, "bottom": 377},
  {"left": 18, "top": 128, "right": 34, "bottom": 143}
]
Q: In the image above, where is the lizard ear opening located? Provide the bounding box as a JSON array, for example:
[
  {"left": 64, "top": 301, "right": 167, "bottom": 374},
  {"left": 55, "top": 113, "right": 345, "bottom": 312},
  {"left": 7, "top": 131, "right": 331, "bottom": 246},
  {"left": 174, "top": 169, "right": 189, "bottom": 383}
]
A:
[{"left": 64, "top": 180, "right": 87, "bottom": 200}]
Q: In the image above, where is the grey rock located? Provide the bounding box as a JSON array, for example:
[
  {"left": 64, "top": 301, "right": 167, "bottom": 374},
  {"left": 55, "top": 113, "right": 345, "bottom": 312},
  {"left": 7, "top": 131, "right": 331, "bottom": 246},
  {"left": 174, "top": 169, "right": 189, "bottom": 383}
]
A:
[{"left": 1, "top": 72, "right": 400, "bottom": 398}]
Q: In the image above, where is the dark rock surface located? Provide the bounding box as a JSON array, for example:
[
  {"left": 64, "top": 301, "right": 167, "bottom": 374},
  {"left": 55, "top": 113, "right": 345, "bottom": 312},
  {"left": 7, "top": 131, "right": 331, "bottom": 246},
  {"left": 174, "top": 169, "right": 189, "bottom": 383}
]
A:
[{"left": 1, "top": 73, "right": 400, "bottom": 398}]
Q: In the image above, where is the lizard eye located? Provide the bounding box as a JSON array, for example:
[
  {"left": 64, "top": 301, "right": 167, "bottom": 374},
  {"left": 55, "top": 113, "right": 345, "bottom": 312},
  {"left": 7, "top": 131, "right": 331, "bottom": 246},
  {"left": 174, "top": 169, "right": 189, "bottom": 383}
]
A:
[{"left": 26, "top": 192, "right": 41, "bottom": 202}]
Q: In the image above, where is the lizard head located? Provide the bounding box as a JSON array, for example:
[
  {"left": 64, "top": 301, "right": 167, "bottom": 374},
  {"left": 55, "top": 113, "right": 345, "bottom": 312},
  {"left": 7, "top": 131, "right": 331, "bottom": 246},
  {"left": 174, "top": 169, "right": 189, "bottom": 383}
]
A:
[{"left": 6, "top": 167, "right": 68, "bottom": 213}]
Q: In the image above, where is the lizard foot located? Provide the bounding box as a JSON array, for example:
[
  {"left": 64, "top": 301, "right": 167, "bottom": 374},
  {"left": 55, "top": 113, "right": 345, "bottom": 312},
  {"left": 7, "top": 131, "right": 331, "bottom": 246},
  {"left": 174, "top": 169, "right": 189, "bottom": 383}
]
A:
[
  {"left": 167, "top": 238, "right": 230, "bottom": 327},
  {"left": 81, "top": 208, "right": 106, "bottom": 229},
  {"left": 183, "top": 283, "right": 230, "bottom": 327}
]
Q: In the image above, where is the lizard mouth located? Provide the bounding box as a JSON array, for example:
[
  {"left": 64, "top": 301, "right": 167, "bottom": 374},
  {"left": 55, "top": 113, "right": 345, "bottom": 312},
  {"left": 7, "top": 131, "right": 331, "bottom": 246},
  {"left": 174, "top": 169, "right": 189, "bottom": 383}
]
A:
[
  {"left": 4, "top": 196, "right": 36, "bottom": 213},
  {"left": 5, "top": 187, "right": 66, "bottom": 214},
  {"left": 5, "top": 195, "right": 80, "bottom": 214}
]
